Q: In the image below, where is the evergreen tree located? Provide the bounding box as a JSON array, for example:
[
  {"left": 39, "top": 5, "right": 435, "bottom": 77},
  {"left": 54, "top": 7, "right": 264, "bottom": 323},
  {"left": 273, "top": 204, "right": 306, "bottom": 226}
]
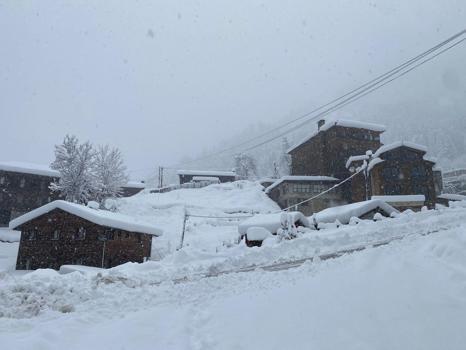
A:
[{"left": 50, "top": 135, "right": 98, "bottom": 204}]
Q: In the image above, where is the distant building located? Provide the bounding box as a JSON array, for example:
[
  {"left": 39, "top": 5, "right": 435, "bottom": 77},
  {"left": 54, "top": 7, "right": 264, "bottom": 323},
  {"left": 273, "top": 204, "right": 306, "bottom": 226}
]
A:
[
  {"left": 347, "top": 141, "right": 437, "bottom": 208},
  {"left": 120, "top": 181, "right": 146, "bottom": 197},
  {"left": 10, "top": 200, "right": 162, "bottom": 270},
  {"left": 287, "top": 119, "right": 385, "bottom": 201},
  {"left": 443, "top": 168, "right": 466, "bottom": 195},
  {"left": 0, "top": 162, "right": 60, "bottom": 227},
  {"left": 177, "top": 170, "right": 237, "bottom": 185},
  {"left": 264, "top": 176, "right": 346, "bottom": 216}
]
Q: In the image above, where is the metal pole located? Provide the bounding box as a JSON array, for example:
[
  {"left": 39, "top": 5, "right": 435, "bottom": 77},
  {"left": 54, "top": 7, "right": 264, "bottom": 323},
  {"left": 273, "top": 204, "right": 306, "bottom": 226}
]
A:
[
  {"left": 177, "top": 207, "right": 188, "bottom": 250},
  {"left": 101, "top": 240, "right": 106, "bottom": 268}
]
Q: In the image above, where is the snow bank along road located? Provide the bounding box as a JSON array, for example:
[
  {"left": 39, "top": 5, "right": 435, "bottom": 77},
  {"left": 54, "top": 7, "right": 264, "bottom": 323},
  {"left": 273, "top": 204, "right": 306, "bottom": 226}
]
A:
[{"left": 1, "top": 205, "right": 466, "bottom": 349}]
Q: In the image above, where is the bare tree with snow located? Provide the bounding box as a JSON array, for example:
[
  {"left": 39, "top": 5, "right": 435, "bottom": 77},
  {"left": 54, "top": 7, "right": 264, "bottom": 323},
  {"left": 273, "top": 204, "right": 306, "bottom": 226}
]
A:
[
  {"left": 94, "top": 145, "right": 128, "bottom": 204},
  {"left": 50, "top": 135, "right": 98, "bottom": 204}
]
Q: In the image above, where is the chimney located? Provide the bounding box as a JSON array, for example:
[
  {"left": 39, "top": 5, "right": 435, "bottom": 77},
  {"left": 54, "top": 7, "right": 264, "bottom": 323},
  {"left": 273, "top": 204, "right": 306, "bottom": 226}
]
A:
[{"left": 317, "top": 119, "right": 325, "bottom": 130}]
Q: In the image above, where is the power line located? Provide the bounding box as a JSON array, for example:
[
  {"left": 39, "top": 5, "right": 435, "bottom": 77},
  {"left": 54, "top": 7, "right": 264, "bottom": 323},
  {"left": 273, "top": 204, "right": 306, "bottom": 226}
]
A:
[{"left": 173, "top": 29, "right": 465, "bottom": 167}]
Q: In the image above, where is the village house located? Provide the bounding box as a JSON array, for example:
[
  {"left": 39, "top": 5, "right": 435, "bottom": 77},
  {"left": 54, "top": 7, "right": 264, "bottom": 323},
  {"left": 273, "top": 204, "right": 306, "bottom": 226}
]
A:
[
  {"left": 0, "top": 162, "right": 60, "bottom": 227},
  {"left": 443, "top": 168, "right": 466, "bottom": 195},
  {"left": 346, "top": 141, "right": 437, "bottom": 209},
  {"left": 287, "top": 119, "right": 385, "bottom": 202},
  {"left": 10, "top": 200, "right": 162, "bottom": 270},
  {"left": 264, "top": 176, "right": 346, "bottom": 216},
  {"left": 177, "top": 169, "right": 237, "bottom": 184}
]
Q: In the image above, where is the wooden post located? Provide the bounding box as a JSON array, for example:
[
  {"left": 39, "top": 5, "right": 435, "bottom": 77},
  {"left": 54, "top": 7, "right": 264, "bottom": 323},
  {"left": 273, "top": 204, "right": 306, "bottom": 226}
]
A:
[{"left": 177, "top": 207, "right": 188, "bottom": 250}]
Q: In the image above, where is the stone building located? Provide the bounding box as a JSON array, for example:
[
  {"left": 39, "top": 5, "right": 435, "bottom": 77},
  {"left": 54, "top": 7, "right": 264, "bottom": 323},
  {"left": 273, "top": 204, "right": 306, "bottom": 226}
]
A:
[
  {"left": 10, "top": 200, "right": 162, "bottom": 270},
  {"left": 177, "top": 170, "right": 237, "bottom": 184},
  {"left": 265, "top": 176, "right": 346, "bottom": 216},
  {"left": 347, "top": 141, "right": 437, "bottom": 208},
  {"left": 287, "top": 119, "right": 385, "bottom": 201},
  {"left": 0, "top": 162, "right": 60, "bottom": 227}
]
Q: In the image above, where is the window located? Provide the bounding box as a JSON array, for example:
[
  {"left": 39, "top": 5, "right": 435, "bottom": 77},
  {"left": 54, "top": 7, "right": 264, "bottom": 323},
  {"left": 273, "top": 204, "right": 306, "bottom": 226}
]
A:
[
  {"left": 52, "top": 229, "right": 60, "bottom": 240},
  {"left": 75, "top": 227, "right": 86, "bottom": 240},
  {"left": 20, "top": 178, "right": 26, "bottom": 188}
]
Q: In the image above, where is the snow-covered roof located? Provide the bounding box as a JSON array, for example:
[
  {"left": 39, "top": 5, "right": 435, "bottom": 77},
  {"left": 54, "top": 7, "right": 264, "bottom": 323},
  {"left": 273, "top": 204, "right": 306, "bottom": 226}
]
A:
[
  {"left": 265, "top": 176, "right": 339, "bottom": 194},
  {"left": 9, "top": 200, "right": 163, "bottom": 236},
  {"left": 238, "top": 211, "right": 310, "bottom": 235},
  {"left": 313, "top": 200, "right": 398, "bottom": 224},
  {"left": 123, "top": 181, "right": 146, "bottom": 189},
  {"left": 319, "top": 119, "right": 386, "bottom": 133},
  {"left": 371, "top": 195, "right": 425, "bottom": 203},
  {"left": 437, "top": 193, "right": 466, "bottom": 201},
  {"left": 177, "top": 169, "right": 236, "bottom": 177},
  {"left": 0, "top": 161, "right": 60, "bottom": 178},
  {"left": 288, "top": 119, "right": 386, "bottom": 153},
  {"left": 192, "top": 176, "right": 220, "bottom": 182},
  {"left": 373, "top": 141, "right": 428, "bottom": 158}
]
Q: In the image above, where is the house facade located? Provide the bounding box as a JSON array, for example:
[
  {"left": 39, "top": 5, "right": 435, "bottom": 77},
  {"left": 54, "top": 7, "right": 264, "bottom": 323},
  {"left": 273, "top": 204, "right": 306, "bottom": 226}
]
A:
[
  {"left": 265, "top": 176, "right": 346, "bottom": 216},
  {"left": 10, "top": 201, "right": 162, "bottom": 270},
  {"left": 287, "top": 119, "right": 385, "bottom": 201},
  {"left": 0, "top": 162, "right": 60, "bottom": 227},
  {"left": 347, "top": 142, "right": 437, "bottom": 208}
]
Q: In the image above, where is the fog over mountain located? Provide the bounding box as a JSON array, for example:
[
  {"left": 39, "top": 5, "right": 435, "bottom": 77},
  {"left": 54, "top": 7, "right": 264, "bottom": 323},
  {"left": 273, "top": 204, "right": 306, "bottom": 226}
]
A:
[{"left": 0, "top": 1, "right": 464, "bottom": 183}]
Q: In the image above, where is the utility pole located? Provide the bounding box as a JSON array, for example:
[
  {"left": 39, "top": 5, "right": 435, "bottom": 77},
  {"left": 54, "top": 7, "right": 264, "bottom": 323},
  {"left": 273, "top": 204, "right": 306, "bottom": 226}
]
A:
[
  {"left": 158, "top": 166, "right": 164, "bottom": 188},
  {"left": 363, "top": 151, "right": 374, "bottom": 201}
]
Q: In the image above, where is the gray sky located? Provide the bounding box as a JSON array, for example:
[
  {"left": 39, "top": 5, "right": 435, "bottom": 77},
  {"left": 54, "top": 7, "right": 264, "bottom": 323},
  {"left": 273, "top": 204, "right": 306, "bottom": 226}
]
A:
[{"left": 0, "top": 1, "right": 465, "bottom": 179}]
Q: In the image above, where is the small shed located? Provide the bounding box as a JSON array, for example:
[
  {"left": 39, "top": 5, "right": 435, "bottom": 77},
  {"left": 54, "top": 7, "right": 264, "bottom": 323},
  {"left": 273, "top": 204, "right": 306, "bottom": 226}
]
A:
[
  {"left": 120, "top": 181, "right": 146, "bottom": 197},
  {"left": 313, "top": 199, "right": 398, "bottom": 225},
  {"left": 371, "top": 195, "right": 426, "bottom": 212},
  {"left": 10, "top": 200, "right": 162, "bottom": 270},
  {"left": 436, "top": 193, "right": 466, "bottom": 207}
]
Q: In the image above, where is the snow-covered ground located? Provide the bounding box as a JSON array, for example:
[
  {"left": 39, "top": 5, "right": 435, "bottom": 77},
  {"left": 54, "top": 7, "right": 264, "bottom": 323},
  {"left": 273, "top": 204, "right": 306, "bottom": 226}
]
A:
[
  {"left": 114, "top": 181, "right": 279, "bottom": 258},
  {"left": 1, "top": 182, "right": 466, "bottom": 349},
  {"left": 1, "top": 206, "right": 466, "bottom": 349}
]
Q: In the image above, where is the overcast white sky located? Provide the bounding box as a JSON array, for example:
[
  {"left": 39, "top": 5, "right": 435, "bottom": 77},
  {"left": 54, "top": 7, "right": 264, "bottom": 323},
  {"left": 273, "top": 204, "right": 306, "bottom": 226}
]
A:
[{"left": 0, "top": 1, "right": 464, "bottom": 178}]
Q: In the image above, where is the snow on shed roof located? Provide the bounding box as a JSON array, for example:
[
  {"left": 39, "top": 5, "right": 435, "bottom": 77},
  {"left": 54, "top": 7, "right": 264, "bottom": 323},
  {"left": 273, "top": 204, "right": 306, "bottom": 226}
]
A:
[
  {"left": 313, "top": 200, "right": 398, "bottom": 224},
  {"left": 9, "top": 200, "right": 163, "bottom": 236},
  {"left": 177, "top": 169, "right": 236, "bottom": 177},
  {"left": 438, "top": 193, "right": 466, "bottom": 201},
  {"left": 265, "top": 176, "right": 339, "bottom": 194},
  {"left": 287, "top": 119, "right": 386, "bottom": 154},
  {"left": 0, "top": 161, "right": 60, "bottom": 177},
  {"left": 238, "top": 211, "right": 310, "bottom": 235},
  {"left": 373, "top": 141, "right": 428, "bottom": 158},
  {"left": 371, "top": 195, "right": 425, "bottom": 203},
  {"left": 123, "top": 181, "right": 146, "bottom": 189}
]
